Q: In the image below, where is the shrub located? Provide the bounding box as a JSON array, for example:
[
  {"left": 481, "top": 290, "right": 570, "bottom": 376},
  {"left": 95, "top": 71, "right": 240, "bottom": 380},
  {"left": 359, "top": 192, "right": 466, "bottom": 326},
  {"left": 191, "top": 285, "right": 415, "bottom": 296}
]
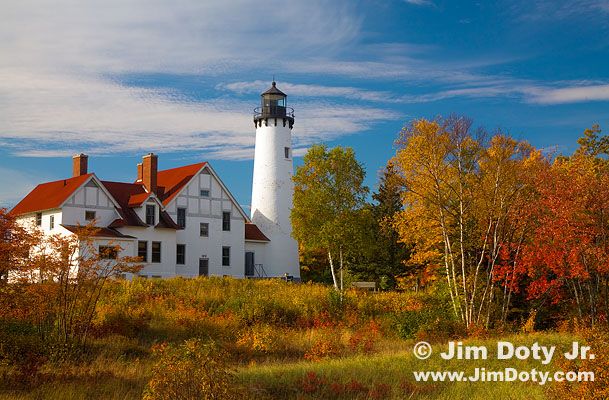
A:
[
  {"left": 392, "top": 294, "right": 459, "bottom": 341},
  {"left": 304, "top": 336, "right": 340, "bottom": 361},
  {"left": 143, "top": 339, "right": 239, "bottom": 400},
  {"left": 547, "top": 329, "right": 609, "bottom": 400}
]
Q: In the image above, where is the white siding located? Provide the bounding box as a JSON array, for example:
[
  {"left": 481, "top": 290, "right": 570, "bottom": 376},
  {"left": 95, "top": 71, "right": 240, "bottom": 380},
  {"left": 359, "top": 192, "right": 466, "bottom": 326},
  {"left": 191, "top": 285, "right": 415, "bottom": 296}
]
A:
[{"left": 167, "top": 168, "right": 247, "bottom": 278}]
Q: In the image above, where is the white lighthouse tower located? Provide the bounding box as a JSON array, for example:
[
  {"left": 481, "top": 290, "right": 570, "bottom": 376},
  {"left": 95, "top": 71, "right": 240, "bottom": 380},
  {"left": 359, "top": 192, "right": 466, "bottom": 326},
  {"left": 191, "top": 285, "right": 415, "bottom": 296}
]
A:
[{"left": 250, "top": 81, "right": 300, "bottom": 279}]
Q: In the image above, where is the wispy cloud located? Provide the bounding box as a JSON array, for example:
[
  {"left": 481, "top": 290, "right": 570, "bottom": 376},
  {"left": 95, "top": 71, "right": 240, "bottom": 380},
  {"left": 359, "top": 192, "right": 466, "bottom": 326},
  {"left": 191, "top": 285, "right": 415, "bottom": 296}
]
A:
[
  {"left": 220, "top": 80, "right": 393, "bottom": 102},
  {"left": 403, "top": 0, "right": 435, "bottom": 7},
  {"left": 526, "top": 83, "right": 609, "bottom": 104},
  {"left": 0, "top": 69, "right": 399, "bottom": 160}
]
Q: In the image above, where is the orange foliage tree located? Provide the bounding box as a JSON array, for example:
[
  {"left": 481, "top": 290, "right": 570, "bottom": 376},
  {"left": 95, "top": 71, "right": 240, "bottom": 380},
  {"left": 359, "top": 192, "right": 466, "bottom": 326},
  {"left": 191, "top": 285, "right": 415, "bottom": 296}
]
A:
[
  {"left": 0, "top": 215, "right": 141, "bottom": 350},
  {"left": 393, "top": 117, "right": 542, "bottom": 327},
  {"left": 515, "top": 125, "right": 609, "bottom": 326}
]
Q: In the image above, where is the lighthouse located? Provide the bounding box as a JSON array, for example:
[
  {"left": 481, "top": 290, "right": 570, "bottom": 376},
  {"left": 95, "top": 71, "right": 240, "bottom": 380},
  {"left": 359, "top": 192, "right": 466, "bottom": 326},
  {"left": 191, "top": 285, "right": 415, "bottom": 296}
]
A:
[{"left": 250, "top": 81, "right": 300, "bottom": 278}]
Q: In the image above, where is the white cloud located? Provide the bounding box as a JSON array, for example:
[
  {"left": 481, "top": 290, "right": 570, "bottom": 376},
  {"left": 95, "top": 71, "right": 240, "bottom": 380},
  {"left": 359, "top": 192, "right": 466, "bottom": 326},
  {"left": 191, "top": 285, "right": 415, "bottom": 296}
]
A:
[
  {"left": 1, "top": 0, "right": 361, "bottom": 74},
  {"left": 0, "top": 69, "right": 399, "bottom": 160},
  {"left": 525, "top": 84, "right": 609, "bottom": 104},
  {"left": 0, "top": 1, "right": 407, "bottom": 161},
  {"left": 220, "top": 80, "right": 392, "bottom": 102}
]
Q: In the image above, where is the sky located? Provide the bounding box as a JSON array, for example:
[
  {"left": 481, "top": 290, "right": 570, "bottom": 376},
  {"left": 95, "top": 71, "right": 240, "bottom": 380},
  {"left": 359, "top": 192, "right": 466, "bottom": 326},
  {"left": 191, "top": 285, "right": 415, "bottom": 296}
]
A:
[{"left": 1, "top": 0, "right": 609, "bottom": 209}]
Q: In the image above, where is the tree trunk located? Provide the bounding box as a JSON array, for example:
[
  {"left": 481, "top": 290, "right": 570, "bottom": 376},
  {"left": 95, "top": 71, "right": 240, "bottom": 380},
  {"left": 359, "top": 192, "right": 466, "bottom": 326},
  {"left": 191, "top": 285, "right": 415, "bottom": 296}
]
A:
[{"left": 328, "top": 250, "right": 338, "bottom": 290}]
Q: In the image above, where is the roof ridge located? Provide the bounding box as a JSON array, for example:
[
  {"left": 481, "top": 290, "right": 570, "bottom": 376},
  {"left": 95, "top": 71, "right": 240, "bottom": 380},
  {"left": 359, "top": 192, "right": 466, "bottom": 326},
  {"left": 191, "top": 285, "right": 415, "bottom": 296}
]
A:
[{"left": 157, "top": 161, "right": 207, "bottom": 174}]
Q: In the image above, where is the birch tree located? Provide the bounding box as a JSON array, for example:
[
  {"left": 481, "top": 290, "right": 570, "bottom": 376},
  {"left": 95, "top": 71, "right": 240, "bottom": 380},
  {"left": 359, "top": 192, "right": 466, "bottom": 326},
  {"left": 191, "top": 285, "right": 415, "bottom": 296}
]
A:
[{"left": 393, "top": 117, "right": 538, "bottom": 327}]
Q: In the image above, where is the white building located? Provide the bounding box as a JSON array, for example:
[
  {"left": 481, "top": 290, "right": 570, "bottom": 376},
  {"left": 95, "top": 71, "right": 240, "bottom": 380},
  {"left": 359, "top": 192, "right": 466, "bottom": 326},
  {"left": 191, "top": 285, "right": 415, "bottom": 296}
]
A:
[{"left": 10, "top": 82, "right": 300, "bottom": 280}]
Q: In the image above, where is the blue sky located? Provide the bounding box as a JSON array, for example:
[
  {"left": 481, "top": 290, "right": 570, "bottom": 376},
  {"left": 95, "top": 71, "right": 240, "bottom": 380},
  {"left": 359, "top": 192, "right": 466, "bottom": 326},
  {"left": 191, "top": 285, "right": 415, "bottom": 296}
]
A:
[{"left": 2, "top": 0, "right": 609, "bottom": 209}]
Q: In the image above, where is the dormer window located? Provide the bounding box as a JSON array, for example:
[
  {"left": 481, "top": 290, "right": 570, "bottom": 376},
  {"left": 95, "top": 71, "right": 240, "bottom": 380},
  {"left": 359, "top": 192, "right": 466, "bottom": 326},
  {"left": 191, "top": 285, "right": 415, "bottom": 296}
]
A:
[
  {"left": 200, "top": 189, "right": 210, "bottom": 197},
  {"left": 177, "top": 208, "right": 186, "bottom": 229},
  {"left": 146, "top": 205, "right": 156, "bottom": 225}
]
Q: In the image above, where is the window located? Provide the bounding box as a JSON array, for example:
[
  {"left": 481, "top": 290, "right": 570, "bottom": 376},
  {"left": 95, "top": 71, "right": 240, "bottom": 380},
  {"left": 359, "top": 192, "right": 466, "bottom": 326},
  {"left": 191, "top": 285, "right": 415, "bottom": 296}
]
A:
[
  {"left": 176, "top": 244, "right": 185, "bottom": 265},
  {"left": 200, "top": 189, "right": 210, "bottom": 197},
  {"left": 177, "top": 208, "right": 186, "bottom": 229},
  {"left": 138, "top": 241, "right": 148, "bottom": 262},
  {"left": 49, "top": 215, "right": 55, "bottom": 230},
  {"left": 284, "top": 147, "right": 290, "bottom": 159},
  {"left": 146, "top": 205, "right": 155, "bottom": 225},
  {"left": 200, "top": 222, "right": 209, "bottom": 237},
  {"left": 222, "top": 212, "right": 231, "bottom": 231},
  {"left": 85, "top": 210, "right": 96, "bottom": 221},
  {"left": 35, "top": 213, "right": 42, "bottom": 226},
  {"left": 151, "top": 241, "right": 161, "bottom": 263},
  {"left": 222, "top": 246, "right": 230, "bottom": 266},
  {"left": 99, "top": 245, "right": 118, "bottom": 260}
]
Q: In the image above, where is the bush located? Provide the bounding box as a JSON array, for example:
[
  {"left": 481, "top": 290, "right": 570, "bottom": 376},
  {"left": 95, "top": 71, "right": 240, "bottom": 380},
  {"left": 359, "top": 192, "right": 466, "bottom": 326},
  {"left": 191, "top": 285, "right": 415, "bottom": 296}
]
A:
[
  {"left": 392, "top": 295, "right": 459, "bottom": 341},
  {"left": 143, "top": 339, "right": 239, "bottom": 400}
]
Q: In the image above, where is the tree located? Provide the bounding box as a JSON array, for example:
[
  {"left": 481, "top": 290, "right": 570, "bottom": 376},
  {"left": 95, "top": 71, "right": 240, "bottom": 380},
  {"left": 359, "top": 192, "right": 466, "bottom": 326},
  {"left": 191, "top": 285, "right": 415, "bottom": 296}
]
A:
[
  {"left": 393, "top": 116, "right": 539, "bottom": 327},
  {"left": 0, "top": 222, "right": 142, "bottom": 350},
  {"left": 516, "top": 125, "right": 609, "bottom": 327},
  {"left": 349, "top": 163, "right": 410, "bottom": 288},
  {"left": 292, "top": 145, "right": 369, "bottom": 290},
  {"left": 0, "top": 208, "right": 40, "bottom": 282}
]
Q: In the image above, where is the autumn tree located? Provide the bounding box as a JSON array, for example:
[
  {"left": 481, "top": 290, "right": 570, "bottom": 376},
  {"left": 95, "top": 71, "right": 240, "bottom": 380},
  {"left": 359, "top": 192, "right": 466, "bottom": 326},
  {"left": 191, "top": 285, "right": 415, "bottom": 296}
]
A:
[
  {"left": 0, "top": 208, "right": 39, "bottom": 282},
  {"left": 0, "top": 222, "right": 141, "bottom": 350},
  {"left": 292, "top": 145, "right": 369, "bottom": 290},
  {"left": 393, "top": 116, "right": 540, "bottom": 327},
  {"left": 517, "top": 125, "right": 609, "bottom": 327}
]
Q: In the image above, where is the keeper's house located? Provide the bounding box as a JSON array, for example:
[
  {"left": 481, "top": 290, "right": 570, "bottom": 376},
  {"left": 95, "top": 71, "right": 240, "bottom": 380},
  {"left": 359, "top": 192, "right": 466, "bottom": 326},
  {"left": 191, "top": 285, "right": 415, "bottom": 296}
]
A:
[{"left": 11, "top": 153, "right": 271, "bottom": 279}]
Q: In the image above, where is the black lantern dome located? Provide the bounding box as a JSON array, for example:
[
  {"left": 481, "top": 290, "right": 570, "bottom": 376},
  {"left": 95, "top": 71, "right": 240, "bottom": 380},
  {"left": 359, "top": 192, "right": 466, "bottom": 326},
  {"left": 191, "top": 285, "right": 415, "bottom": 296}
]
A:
[{"left": 254, "top": 81, "right": 294, "bottom": 129}]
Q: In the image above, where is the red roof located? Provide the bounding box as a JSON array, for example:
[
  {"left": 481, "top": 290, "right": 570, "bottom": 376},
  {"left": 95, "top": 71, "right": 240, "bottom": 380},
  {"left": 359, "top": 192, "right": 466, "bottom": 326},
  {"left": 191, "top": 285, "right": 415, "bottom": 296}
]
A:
[
  {"left": 245, "top": 223, "right": 270, "bottom": 242},
  {"left": 101, "top": 181, "right": 148, "bottom": 227},
  {"left": 10, "top": 174, "right": 93, "bottom": 216},
  {"left": 154, "top": 162, "right": 207, "bottom": 206},
  {"left": 11, "top": 161, "right": 207, "bottom": 233}
]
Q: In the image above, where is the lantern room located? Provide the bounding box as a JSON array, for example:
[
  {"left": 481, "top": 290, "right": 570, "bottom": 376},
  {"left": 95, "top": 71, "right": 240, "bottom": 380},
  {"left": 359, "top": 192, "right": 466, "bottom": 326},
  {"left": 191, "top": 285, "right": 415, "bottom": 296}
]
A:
[{"left": 254, "top": 81, "right": 294, "bottom": 124}]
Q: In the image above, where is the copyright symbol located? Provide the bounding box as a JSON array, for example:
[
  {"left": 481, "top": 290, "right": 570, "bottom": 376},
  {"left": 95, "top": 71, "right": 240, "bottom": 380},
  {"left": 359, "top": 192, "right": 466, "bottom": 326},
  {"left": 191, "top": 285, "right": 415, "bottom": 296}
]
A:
[{"left": 413, "top": 341, "right": 432, "bottom": 360}]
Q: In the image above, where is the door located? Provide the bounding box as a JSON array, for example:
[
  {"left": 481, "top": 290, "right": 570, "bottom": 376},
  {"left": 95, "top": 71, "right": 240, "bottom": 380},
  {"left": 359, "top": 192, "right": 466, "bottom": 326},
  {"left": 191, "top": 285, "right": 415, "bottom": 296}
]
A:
[
  {"left": 199, "top": 258, "right": 209, "bottom": 276},
  {"left": 245, "top": 252, "right": 255, "bottom": 277}
]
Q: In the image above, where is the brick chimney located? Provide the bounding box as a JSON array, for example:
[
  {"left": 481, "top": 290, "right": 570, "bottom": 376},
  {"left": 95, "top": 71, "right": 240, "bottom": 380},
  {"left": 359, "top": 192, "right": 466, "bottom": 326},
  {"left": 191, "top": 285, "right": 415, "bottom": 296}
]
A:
[
  {"left": 72, "top": 153, "right": 88, "bottom": 177},
  {"left": 142, "top": 153, "right": 158, "bottom": 194},
  {"left": 137, "top": 162, "right": 143, "bottom": 182}
]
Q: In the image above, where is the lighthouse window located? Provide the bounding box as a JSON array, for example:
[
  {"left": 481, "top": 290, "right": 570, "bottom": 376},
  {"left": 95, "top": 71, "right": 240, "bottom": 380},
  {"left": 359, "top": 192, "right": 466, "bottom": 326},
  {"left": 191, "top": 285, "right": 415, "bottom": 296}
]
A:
[{"left": 284, "top": 147, "right": 290, "bottom": 159}]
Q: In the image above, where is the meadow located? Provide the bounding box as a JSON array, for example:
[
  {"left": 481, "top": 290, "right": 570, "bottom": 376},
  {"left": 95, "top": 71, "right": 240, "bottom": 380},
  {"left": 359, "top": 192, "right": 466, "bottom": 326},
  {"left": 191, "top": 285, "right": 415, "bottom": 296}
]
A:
[{"left": 0, "top": 277, "right": 602, "bottom": 399}]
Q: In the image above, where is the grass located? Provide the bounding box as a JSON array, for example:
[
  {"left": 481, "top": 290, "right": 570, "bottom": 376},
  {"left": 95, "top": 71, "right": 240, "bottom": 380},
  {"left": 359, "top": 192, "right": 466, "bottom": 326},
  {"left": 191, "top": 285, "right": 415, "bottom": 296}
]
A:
[
  {"left": 0, "top": 333, "right": 584, "bottom": 399},
  {"left": 236, "top": 333, "right": 580, "bottom": 399},
  {"left": 0, "top": 278, "right": 597, "bottom": 399}
]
